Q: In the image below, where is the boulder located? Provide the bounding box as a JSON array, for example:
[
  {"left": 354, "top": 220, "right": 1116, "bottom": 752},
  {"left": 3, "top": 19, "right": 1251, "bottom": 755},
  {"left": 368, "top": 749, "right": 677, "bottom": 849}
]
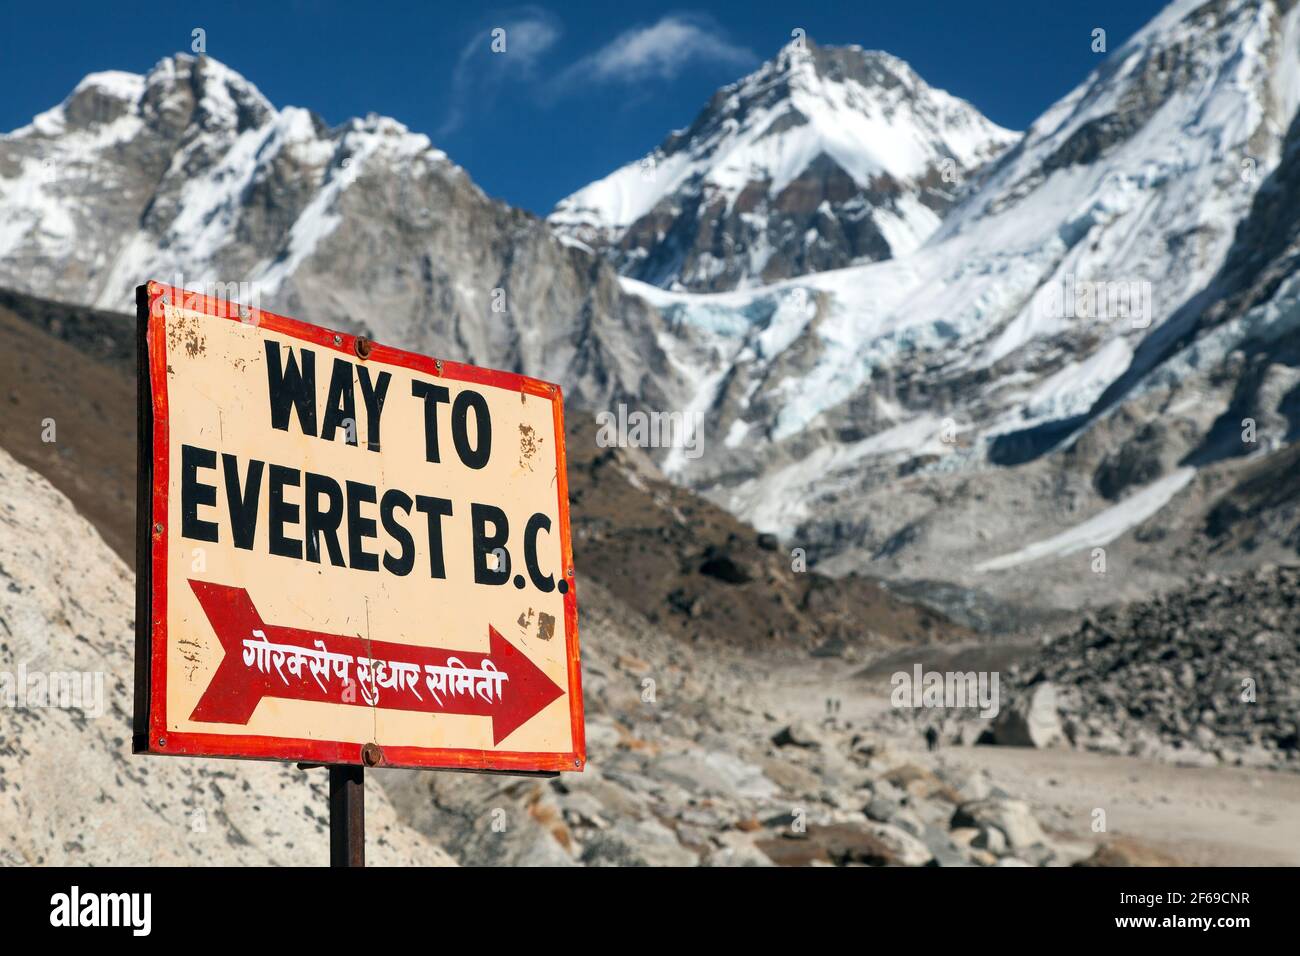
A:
[
  {"left": 756, "top": 821, "right": 933, "bottom": 867},
  {"left": 863, "top": 795, "right": 902, "bottom": 824},
  {"left": 705, "top": 843, "right": 776, "bottom": 866},
  {"left": 921, "top": 827, "right": 974, "bottom": 867},
  {"left": 864, "top": 822, "right": 933, "bottom": 866},
  {"left": 971, "top": 825, "right": 1007, "bottom": 855},
  {"left": 580, "top": 819, "right": 698, "bottom": 867},
  {"left": 655, "top": 750, "right": 778, "bottom": 799},
  {"left": 760, "top": 756, "right": 824, "bottom": 796},
  {"left": 771, "top": 721, "right": 826, "bottom": 749},
  {"left": 882, "top": 763, "right": 960, "bottom": 802},
  {"left": 1075, "top": 837, "right": 1181, "bottom": 867},
  {"left": 993, "top": 682, "right": 1064, "bottom": 748},
  {"left": 951, "top": 799, "right": 1047, "bottom": 849}
]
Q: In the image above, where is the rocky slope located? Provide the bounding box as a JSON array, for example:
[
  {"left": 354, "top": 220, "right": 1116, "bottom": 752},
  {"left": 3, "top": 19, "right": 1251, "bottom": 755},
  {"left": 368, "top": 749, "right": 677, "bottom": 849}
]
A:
[
  {"left": 564, "top": 416, "right": 966, "bottom": 654},
  {"left": 0, "top": 289, "right": 136, "bottom": 560},
  {"left": 900, "top": 563, "right": 1300, "bottom": 773},
  {"left": 378, "top": 577, "right": 1100, "bottom": 867},
  {"left": 550, "top": 39, "right": 1016, "bottom": 292},
  {"left": 0, "top": 444, "right": 454, "bottom": 865},
  {"left": 999, "top": 564, "right": 1300, "bottom": 770}
]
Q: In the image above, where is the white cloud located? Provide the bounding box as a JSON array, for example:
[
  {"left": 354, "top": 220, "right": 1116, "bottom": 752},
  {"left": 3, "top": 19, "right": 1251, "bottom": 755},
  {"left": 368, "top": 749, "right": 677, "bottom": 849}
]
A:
[
  {"left": 487, "top": 15, "right": 562, "bottom": 69},
  {"left": 553, "top": 14, "right": 756, "bottom": 91},
  {"left": 438, "top": 10, "right": 759, "bottom": 134},
  {"left": 439, "top": 8, "right": 562, "bottom": 136}
]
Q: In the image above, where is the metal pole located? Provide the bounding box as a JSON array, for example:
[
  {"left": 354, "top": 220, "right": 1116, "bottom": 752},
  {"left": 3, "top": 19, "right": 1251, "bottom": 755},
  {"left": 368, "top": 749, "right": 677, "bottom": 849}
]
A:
[{"left": 329, "top": 764, "right": 365, "bottom": 867}]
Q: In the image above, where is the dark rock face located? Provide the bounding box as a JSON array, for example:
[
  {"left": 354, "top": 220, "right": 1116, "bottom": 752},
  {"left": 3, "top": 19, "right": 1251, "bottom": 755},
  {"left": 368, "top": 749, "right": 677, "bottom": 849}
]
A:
[
  {"left": 991, "top": 683, "right": 1065, "bottom": 748},
  {"left": 1093, "top": 421, "right": 1174, "bottom": 500},
  {"left": 611, "top": 152, "right": 900, "bottom": 292},
  {"left": 698, "top": 546, "right": 754, "bottom": 584},
  {"left": 1203, "top": 442, "right": 1300, "bottom": 553}
]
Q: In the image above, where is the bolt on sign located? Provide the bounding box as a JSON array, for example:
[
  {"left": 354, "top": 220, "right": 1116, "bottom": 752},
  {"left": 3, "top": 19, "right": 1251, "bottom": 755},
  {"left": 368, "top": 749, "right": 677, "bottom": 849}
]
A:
[{"left": 133, "top": 282, "right": 584, "bottom": 773}]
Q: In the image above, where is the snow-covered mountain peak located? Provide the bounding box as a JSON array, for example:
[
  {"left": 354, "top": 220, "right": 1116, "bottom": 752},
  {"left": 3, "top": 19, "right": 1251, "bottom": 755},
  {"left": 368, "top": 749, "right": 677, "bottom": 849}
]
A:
[
  {"left": 617, "top": 0, "right": 1300, "bottom": 595},
  {"left": 19, "top": 56, "right": 274, "bottom": 143},
  {"left": 0, "top": 52, "right": 680, "bottom": 414},
  {"left": 162, "top": 54, "right": 275, "bottom": 134},
  {"left": 0, "top": 54, "right": 462, "bottom": 311},
  {"left": 13, "top": 70, "right": 143, "bottom": 142},
  {"left": 941, "top": 0, "right": 1297, "bottom": 241},
  {"left": 549, "top": 39, "right": 1018, "bottom": 291},
  {"left": 7, "top": 2, "right": 1300, "bottom": 612}
]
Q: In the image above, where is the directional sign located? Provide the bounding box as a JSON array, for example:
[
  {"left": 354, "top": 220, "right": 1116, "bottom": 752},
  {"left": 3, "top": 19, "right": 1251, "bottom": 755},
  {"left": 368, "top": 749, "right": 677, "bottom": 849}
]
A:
[{"left": 133, "top": 282, "right": 584, "bottom": 773}]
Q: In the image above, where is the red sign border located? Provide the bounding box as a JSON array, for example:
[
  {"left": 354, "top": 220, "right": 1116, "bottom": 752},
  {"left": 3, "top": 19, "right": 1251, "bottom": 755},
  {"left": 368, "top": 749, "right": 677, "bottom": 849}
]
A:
[{"left": 132, "top": 281, "right": 585, "bottom": 774}]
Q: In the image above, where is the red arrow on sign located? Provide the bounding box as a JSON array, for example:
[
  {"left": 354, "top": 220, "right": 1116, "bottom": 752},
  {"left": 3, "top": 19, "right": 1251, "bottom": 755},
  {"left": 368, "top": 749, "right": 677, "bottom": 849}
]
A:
[{"left": 186, "top": 579, "right": 564, "bottom": 745}]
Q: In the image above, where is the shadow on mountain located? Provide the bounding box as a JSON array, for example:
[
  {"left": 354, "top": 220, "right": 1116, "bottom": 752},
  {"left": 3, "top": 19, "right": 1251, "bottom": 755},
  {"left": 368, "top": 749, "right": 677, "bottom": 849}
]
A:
[{"left": 987, "top": 414, "right": 1088, "bottom": 466}]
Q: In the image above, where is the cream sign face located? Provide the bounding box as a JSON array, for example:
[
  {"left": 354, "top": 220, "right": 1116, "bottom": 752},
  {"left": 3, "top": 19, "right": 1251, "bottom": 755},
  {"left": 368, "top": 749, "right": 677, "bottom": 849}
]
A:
[{"left": 133, "top": 282, "right": 585, "bottom": 773}]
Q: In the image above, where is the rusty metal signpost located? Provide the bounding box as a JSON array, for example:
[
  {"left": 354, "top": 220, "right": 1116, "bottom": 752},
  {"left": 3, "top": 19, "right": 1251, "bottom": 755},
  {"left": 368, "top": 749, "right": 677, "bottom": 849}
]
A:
[{"left": 133, "top": 282, "right": 585, "bottom": 865}]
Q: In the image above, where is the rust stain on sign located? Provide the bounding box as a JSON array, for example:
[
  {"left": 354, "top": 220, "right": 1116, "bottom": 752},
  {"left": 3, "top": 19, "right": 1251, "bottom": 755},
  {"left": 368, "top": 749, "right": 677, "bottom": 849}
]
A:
[
  {"left": 167, "top": 313, "right": 207, "bottom": 358},
  {"left": 177, "top": 637, "right": 205, "bottom": 682},
  {"left": 519, "top": 423, "right": 543, "bottom": 472},
  {"left": 537, "top": 611, "right": 556, "bottom": 642}
]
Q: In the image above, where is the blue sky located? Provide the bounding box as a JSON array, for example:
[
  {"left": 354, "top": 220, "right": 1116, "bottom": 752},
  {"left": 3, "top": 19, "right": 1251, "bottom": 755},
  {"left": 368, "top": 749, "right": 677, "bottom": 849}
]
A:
[{"left": 1, "top": 1, "right": 1167, "bottom": 215}]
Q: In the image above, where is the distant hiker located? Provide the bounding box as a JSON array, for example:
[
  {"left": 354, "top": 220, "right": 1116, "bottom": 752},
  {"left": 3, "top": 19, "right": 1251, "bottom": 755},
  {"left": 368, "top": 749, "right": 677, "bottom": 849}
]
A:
[{"left": 925, "top": 726, "right": 939, "bottom": 752}]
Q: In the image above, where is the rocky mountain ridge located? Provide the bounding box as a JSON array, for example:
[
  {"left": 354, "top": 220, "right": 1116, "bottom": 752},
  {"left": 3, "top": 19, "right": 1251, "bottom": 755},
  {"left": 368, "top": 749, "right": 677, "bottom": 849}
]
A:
[
  {"left": 0, "top": 54, "right": 681, "bottom": 411},
  {"left": 612, "top": 0, "right": 1300, "bottom": 613},
  {"left": 549, "top": 39, "right": 1017, "bottom": 292},
  {"left": 6, "top": 1, "right": 1300, "bottom": 618}
]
